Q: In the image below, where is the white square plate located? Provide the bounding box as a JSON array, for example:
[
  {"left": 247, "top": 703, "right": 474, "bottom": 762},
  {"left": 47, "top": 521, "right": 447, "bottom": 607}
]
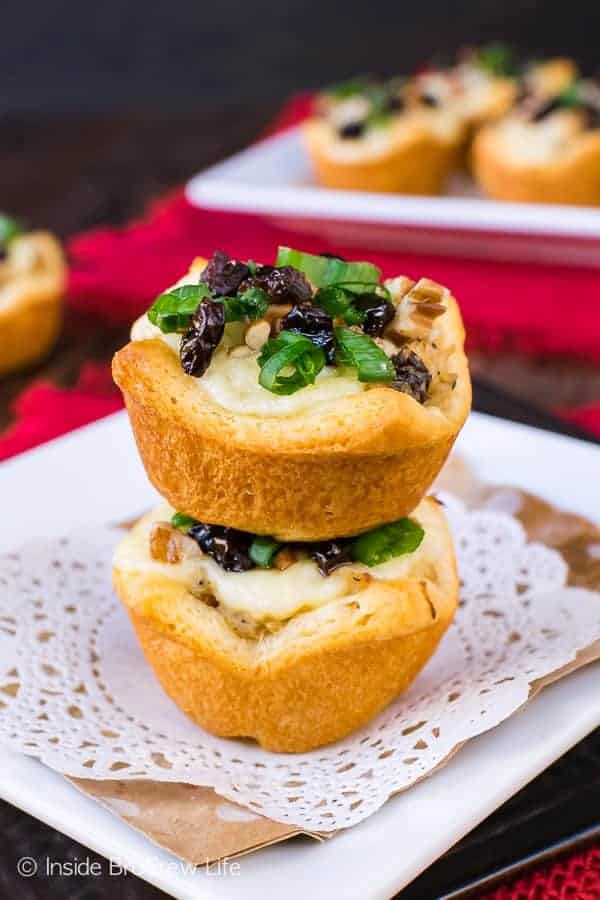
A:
[
  {"left": 1, "top": 410, "right": 599, "bottom": 899},
  {"left": 186, "top": 127, "right": 600, "bottom": 268}
]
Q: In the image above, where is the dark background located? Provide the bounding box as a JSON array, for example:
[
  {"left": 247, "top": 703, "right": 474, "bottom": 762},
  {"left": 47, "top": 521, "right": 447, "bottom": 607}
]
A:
[{"left": 2, "top": 0, "right": 599, "bottom": 116}]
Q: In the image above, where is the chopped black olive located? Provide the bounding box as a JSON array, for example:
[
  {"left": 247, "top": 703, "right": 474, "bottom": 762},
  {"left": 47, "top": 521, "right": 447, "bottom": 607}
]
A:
[
  {"left": 179, "top": 299, "right": 225, "bottom": 377},
  {"left": 309, "top": 540, "right": 353, "bottom": 576},
  {"left": 390, "top": 348, "right": 432, "bottom": 403},
  {"left": 530, "top": 96, "right": 564, "bottom": 122},
  {"left": 338, "top": 120, "right": 366, "bottom": 139},
  {"left": 280, "top": 303, "right": 337, "bottom": 363},
  {"left": 385, "top": 94, "right": 405, "bottom": 113},
  {"left": 188, "top": 523, "right": 254, "bottom": 572},
  {"left": 582, "top": 103, "right": 600, "bottom": 130},
  {"left": 250, "top": 264, "right": 313, "bottom": 305},
  {"left": 200, "top": 250, "right": 249, "bottom": 297},
  {"left": 419, "top": 93, "right": 439, "bottom": 108},
  {"left": 352, "top": 293, "right": 395, "bottom": 337}
]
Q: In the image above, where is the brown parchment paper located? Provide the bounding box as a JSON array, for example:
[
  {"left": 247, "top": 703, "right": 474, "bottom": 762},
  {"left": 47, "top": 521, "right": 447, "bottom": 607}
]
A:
[{"left": 67, "top": 455, "right": 600, "bottom": 865}]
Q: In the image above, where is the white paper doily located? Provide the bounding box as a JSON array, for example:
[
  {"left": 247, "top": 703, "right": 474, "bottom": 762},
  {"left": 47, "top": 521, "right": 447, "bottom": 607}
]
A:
[{"left": 0, "top": 495, "right": 599, "bottom": 833}]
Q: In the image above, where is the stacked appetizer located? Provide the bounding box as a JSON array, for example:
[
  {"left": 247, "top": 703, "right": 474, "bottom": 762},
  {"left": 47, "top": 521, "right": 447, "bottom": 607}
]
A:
[
  {"left": 113, "top": 247, "right": 471, "bottom": 751},
  {"left": 0, "top": 214, "right": 66, "bottom": 376}
]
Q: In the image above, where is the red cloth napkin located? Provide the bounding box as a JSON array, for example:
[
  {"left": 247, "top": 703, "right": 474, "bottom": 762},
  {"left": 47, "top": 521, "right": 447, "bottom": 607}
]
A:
[
  {"left": 481, "top": 845, "right": 600, "bottom": 900},
  {"left": 0, "top": 363, "right": 122, "bottom": 462}
]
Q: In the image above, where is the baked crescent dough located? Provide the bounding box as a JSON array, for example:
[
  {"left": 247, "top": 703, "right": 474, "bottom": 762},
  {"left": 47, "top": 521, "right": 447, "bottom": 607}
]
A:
[
  {"left": 472, "top": 113, "right": 600, "bottom": 205},
  {"left": 112, "top": 276, "right": 470, "bottom": 541},
  {"left": 0, "top": 232, "right": 66, "bottom": 376},
  {"left": 113, "top": 496, "right": 458, "bottom": 752},
  {"left": 303, "top": 115, "right": 463, "bottom": 194}
]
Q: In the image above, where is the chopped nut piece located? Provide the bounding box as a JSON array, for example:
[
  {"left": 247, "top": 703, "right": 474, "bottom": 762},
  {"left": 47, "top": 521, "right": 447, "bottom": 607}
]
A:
[
  {"left": 385, "top": 278, "right": 447, "bottom": 342},
  {"left": 245, "top": 319, "right": 271, "bottom": 351},
  {"left": 273, "top": 547, "right": 298, "bottom": 571},
  {"left": 149, "top": 522, "right": 184, "bottom": 564},
  {"left": 409, "top": 278, "right": 446, "bottom": 302},
  {"left": 230, "top": 344, "right": 253, "bottom": 358},
  {"left": 149, "top": 524, "right": 201, "bottom": 564},
  {"left": 384, "top": 275, "right": 415, "bottom": 305},
  {"left": 373, "top": 336, "right": 398, "bottom": 357},
  {"left": 264, "top": 303, "right": 293, "bottom": 324}
]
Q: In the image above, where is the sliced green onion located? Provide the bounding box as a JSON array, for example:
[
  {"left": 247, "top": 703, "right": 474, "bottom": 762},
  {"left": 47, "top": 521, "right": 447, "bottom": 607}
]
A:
[
  {"left": 477, "top": 43, "right": 517, "bottom": 77},
  {"left": 351, "top": 518, "right": 425, "bottom": 567},
  {"left": 258, "top": 331, "right": 326, "bottom": 395},
  {"left": 222, "top": 286, "right": 269, "bottom": 323},
  {"left": 148, "top": 284, "right": 211, "bottom": 333},
  {"left": 325, "top": 77, "right": 370, "bottom": 99},
  {"left": 275, "top": 247, "right": 381, "bottom": 290},
  {"left": 315, "top": 283, "right": 391, "bottom": 325},
  {"left": 334, "top": 326, "right": 395, "bottom": 383},
  {"left": 313, "top": 286, "right": 365, "bottom": 325},
  {"left": 148, "top": 283, "right": 269, "bottom": 334},
  {"left": 171, "top": 512, "right": 199, "bottom": 531},
  {"left": 558, "top": 82, "right": 582, "bottom": 108},
  {"left": 0, "top": 214, "right": 22, "bottom": 246},
  {"left": 249, "top": 536, "right": 282, "bottom": 568}
]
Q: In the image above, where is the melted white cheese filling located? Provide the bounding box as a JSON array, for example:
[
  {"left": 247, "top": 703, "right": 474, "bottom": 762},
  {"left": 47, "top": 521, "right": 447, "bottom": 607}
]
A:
[
  {"left": 114, "top": 501, "right": 438, "bottom": 624},
  {"left": 131, "top": 312, "right": 366, "bottom": 417},
  {"left": 491, "top": 111, "right": 583, "bottom": 164},
  {"left": 315, "top": 108, "right": 462, "bottom": 162}
]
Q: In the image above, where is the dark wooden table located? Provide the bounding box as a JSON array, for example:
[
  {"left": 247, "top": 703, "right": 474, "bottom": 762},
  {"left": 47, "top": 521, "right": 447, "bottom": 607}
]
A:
[{"left": 1, "top": 107, "right": 598, "bottom": 899}]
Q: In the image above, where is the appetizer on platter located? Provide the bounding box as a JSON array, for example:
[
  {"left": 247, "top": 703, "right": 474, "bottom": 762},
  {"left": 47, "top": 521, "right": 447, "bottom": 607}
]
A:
[
  {"left": 0, "top": 215, "right": 66, "bottom": 376},
  {"left": 114, "top": 496, "right": 458, "bottom": 752},
  {"left": 303, "top": 77, "right": 465, "bottom": 194},
  {"left": 416, "top": 44, "right": 521, "bottom": 135},
  {"left": 420, "top": 47, "right": 576, "bottom": 129},
  {"left": 113, "top": 248, "right": 471, "bottom": 540},
  {"left": 472, "top": 79, "right": 600, "bottom": 205},
  {"left": 303, "top": 46, "right": 580, "bottom": 196}
]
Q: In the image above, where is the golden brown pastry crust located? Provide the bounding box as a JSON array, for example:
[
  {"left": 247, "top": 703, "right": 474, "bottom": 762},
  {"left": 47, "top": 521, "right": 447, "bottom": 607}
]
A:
[
  {"left": 112, "top": 288, "right": 470, "bottom": 541},
  {"left": 472, "top": 124, "right": 600, "bottom": 205},
  {"left": 0, "top": 232, "right": 66, "bottom": 376},
  {"left": 113, "top": 497, "right": 459, "bottom": 752},
  {"left": 302, "top": 118, "right": 462, "bottom": 194}
]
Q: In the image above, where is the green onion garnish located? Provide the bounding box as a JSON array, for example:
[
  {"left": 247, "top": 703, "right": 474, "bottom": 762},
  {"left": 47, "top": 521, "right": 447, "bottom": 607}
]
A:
[
  {"left": 325, "top": 77, "right": 370, "bottom": 99},
  {"left": 249, "top": 536, "right": 282, "bottom": 568},
  {"left": 148, "top": 284, "right": 211, "bottom": 333},
  {"left": 314, "top": 286, "right": 366, "bottom": 325},
  {"left": 351, "top": 518, "right": 425, "bottom": 567},
  {"left": 334, "top": 326, "right": 395, "bottom": 383},
  {"left": 477, "top": 43, "right": 517, "bottom": 78},
  {"left": 171, "top": 512, "right": 199, "bottom": 531},
  {"left": 275, "top": 247, "right": 381, "bottom": 290},
  {"left": 258, "top": 331, "right": 326, "bottom": 395},
  {"left": 221, "top": 286, "right": 269, "bottom": 323},
  {"left": 148, "top": 284, "right": 269, "bottom": 334},
  {"left": 0, "top": 214, "right": 22, "bottom": 246},
  {"left": 314, "top": 283, "right": 391, "bottom": 325},
  {"left": 557, "top": 82, "right": 583, "bottom": 108}
]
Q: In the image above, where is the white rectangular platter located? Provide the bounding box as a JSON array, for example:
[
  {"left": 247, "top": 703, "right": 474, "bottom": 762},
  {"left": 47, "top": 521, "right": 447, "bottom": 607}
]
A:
[
  {"left": 186, "top": 127, "right": 600, "bottom": 268},
  {"left": 0, "top": 410, "right": 599, "bottom": 900}
]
